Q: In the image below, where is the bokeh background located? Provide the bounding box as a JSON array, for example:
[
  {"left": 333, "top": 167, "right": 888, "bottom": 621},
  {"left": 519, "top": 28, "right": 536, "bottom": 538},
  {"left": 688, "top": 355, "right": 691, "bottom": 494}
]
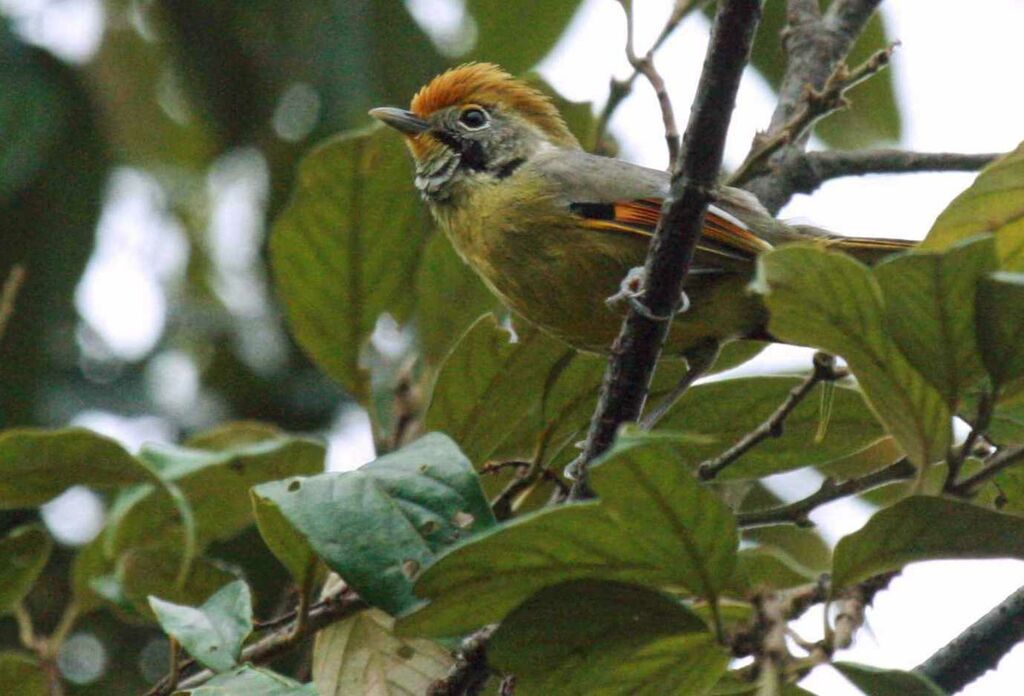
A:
[{"left": 2, "top": 0, "right": 1023, "bottom": 692}]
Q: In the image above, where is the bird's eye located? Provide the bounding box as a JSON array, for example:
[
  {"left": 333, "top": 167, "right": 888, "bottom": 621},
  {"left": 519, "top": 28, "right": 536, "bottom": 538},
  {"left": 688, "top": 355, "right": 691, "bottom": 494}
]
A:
[{"left": 458, "top": 107, "right": 489, "bottom": 130}]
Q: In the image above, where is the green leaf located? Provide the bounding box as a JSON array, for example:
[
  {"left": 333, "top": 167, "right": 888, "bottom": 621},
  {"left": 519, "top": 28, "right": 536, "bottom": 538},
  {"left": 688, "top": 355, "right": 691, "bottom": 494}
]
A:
[
  {"left": 922, "top": 140, "right": 1024, "bottom": 268},
  {"left": 415, "top": 235, "right": 495, "bottom": 366},
  {"left": 658, "top": 377, "right": 884, "bottom": 479},
  {"left": 0, "top": 652, "right": 46, "bottom": 696},
  {"left": 833, "top": 662, "right": 944, "bottom": 696},
  {"left": 270, "top": 126, "right": 431, "bottom": 401},
  {"left": 426, "top": 314, "right": 576, "bottom": 465},
  {"left": 0, "top": 525, "right": 51, "bottom": 614},
  {"left": 105, "top": 435, "right": 324, "bottom": 556},
  {"left": 311, "top": 608, "right": 453, "bottom": 696},
  {"left": 250, "top": 489, "right": 319, "bottom": 587},
  {"left": 754, "top": 246, "right": 952, "bottom": 468},
  {"left": 0, "top": 428, "right": 153, "bottom": 508},
  {"left": 727, "top": 547, "right": 817, "bottom": 596},
  {"left": 874, "top": 236, "right": 996, "bottom": 407},
  {"left": 975, "top": 272, "right": 1024, "bottom": 386},
  {"left": 399, "top": 432, "right": 737, "bottom": 638},
  {"left": 832, "top": 496, "right": 1024, "bottom": 590},
  {"left": 465, "top": 0, "right": 582, "bottom": 73},
  {"left": 261, "top": 433, "right": 492, "bottom": 615},
  {"left": 118, "top": 549, "right": 239, "bottom": 622},
  {"left": 150, "top": 580, "right": 253, "bottom": 673},
  {"left": 175, "top": 665, "right": 317, "bottom": 695},
  {"left": 490, "top": 580, "right": 727, "bottom": 696}
]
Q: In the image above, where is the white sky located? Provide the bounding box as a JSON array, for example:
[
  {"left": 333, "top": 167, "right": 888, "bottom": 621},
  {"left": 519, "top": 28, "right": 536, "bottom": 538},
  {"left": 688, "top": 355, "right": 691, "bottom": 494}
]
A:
[{"left": 7, "top": 0, "right": 1024, "bottom": 693}]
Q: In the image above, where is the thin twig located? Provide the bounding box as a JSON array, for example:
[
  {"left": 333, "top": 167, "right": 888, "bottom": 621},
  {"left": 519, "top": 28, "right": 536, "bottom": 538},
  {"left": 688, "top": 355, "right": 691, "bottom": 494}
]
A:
[
  {"left": 949, "top": 444, "right": 1024, "bottom": 496},
  {"left": 428, "top": 625, "right": 497, "bottom": 696},
  {"left": 699, "top": 353, "right": 846, "bottom": 480},
  {"left": 593, "top": 0, "right": 704, "bottom": 151},
  {"left": 0, "top": 265, "right": 26, "bottom": 345},
  {"left": 737, "top": 457, "right": 916, "bottom": 528},
  {"left": 619, "top": 0, "right": 681, "bottom": 167},
  {"left": 572, "top": 0, "right": 764, "bottom": 499},
  {"left": 791, "top": 149, "right": 1000, "bottom": 195},
  {"left": 728, "top": 45, "right": 895, "bottom": 187},
  {"left": 915, "top": 583, "right": 1024, "bottom": 693}
]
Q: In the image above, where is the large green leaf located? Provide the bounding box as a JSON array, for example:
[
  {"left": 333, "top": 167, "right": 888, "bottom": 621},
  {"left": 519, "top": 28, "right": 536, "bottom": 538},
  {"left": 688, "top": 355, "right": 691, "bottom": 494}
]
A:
[
  {"left": 176, "top": 665, "right": 317, "bottom": 696},
  {"left": 250, "top": 488, "right": 319, "bottom": 587},
  {"left": 833, "top": 662, "right": 944, "bottom": 696},
  {"left": 975, "top": 272, "right": 1024, "bottom": 387},
  {"left": 271, "top": 126, "right": 430, "bottom": 401},
  {"left": 0, "top": 428, "right": 153, "bottom": 508},
  {"left": 922, "top": 140, "right": 1024, "bottom": 268},
  {"left": 0, "top": 652, "right": 46, "bottom": 696},
  {"left": 754, "top": 246, "right": 951, "bottom": 468},
  {"left": 0, "top": 525, "right": 51, "bottom": 614},
  {"left": 874, "top": 236, "right": 996, "bottom": 407},
  {"left": 490, "top": 580, "right": 727, "bottom": 696},
  {"left": 104, "top": 434, "right": 324, "bottom": 556},
  {"left": 832, "top": 496, "right": 1024, "bottom": 590},
  {"left": 398, "top": 432, "right": 737, "bottom": 637},
  {"left": 657, "top": 376, "right": 884, "bottom": 479},
  {"left": 258, "top": 433, "right": 492, "bottom": 615},
  {"left": 150, "top": 580, "right": 253, "bottom": 673},
  {"left": 311, "top": 608, "right": 453, "bottom": 696},
  {"left": 465, "top": 0, "right": 582, "bottom": 73}
]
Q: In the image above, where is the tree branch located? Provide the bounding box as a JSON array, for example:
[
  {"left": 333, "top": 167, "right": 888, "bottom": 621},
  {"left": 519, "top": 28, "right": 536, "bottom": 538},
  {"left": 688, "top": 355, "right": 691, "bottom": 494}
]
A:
[
  {"left": 745, "top": 0, "right": 884, "bottom": 211},
  {"left": 0, "top": 264, "right": 26, "bottom": 345},
  {"left": 736, "top": 457, "right": 915, "bottom": 528},
  {"left": 949, "top": 444, "right": 1024, "bottom": 496},
  {"left": 915, "top": 583, "right": 1024, "bottom": 693},
  {"left": 698, "top": 352, "right": 847, "bottom": 480},
  {"left": 427, "top": 625, "right": 497, "bottom": 696},
  {"left": 571, "top": 0, "right": 763, "bottom": 499}
]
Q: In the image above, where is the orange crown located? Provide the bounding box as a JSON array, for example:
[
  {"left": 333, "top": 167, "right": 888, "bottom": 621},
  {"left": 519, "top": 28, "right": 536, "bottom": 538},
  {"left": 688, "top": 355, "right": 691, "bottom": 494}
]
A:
[{"left": 409, "top": 63, "right": 578, "bottom": 148}]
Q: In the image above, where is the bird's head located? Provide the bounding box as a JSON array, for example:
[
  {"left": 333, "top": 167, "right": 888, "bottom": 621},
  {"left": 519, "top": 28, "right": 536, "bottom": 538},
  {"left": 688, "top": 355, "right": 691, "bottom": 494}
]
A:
[{"left": 370, "top": 63, "right": 579, "bottom": 203}]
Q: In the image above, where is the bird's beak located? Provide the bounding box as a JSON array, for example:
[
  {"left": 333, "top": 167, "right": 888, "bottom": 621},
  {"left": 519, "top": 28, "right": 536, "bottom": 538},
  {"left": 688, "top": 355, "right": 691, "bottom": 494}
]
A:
[{"left": 369, "top": 107, "right": 429, "bottom": 136}]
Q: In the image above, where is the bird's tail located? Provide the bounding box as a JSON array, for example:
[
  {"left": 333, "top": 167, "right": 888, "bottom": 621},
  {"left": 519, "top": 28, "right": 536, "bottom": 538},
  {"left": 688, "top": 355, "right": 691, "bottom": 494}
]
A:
[{"left": 790, "top": 224, "right": 916, "bottom": 265}]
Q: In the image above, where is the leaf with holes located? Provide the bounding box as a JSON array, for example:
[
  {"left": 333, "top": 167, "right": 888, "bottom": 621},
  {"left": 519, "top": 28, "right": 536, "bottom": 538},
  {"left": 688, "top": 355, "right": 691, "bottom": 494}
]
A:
[
  {"left": 754, "top": 246, "right": 951, "bottom": 468},
  {"left": 260, "top": 433, "right": 492, "bottom": 615},
  {"left": 312, "top": 608, "right": 453, "bottom": 695},
  {"left": 490, "top": 580, "right": 727, "bottom": 696},
  {"left": 150, "top": 580, "right": 252, "bottom": 673}
]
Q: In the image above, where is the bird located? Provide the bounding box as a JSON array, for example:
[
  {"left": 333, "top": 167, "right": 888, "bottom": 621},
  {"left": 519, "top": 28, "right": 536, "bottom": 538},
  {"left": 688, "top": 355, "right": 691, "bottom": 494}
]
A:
[{"left": 370, "top": 63, "right": 912, "bottom": 370}]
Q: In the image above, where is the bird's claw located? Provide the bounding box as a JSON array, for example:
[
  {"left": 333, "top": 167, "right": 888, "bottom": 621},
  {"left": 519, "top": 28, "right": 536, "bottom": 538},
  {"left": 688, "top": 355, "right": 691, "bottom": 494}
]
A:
[{"left": 605, "top": 266, "right": 689, "bottom": 321}]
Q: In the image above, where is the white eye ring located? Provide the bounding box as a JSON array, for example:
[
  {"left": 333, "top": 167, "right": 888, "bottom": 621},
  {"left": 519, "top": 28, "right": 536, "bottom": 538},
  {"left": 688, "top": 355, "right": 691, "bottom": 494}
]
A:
[{"left": 458, "top": 107, "right": 489, "bottom": 130}]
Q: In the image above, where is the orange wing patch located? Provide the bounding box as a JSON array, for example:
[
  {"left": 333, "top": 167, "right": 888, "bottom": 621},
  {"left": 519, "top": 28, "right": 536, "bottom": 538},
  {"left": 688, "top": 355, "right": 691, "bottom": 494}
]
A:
[{"left": 575, "top": 197, "right": 771, "bottom": 262}]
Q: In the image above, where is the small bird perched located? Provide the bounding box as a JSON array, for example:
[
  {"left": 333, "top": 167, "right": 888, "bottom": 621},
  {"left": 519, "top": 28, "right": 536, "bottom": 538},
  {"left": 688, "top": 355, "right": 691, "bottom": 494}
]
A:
[{"left": 371, "top": 63, "right": 911, "bottom": 364}]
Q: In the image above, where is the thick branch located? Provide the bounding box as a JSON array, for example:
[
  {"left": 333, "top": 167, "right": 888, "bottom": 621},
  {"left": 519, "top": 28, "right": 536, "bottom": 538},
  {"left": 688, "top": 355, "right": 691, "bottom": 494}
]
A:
[
  {"left": 915, "top": 584, "right": 1024, "bottom": 693},
  {"left": 427, "top": 626, "right": 497, "bottom": 696},
  {"left": 737, "top": 457, "right": 915, "bottom": 528},
  {"left": 572, "top": 0, "right": 763, "bottom": 498},
  {"left": 745, "top": 0, "right": 884, "bottom": 211}
]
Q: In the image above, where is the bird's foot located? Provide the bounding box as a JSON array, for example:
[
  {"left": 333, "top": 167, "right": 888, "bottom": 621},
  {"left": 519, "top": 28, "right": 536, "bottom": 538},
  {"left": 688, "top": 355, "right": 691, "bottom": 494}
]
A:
[{"left": 605, "top": 266, "right": 689, "bottom": 321}]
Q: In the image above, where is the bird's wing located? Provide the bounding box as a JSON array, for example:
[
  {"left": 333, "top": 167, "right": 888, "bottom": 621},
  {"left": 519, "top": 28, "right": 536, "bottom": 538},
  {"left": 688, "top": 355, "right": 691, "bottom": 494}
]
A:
[{"left": 531, "top": 149, "right": 773, "bottom": 268}]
